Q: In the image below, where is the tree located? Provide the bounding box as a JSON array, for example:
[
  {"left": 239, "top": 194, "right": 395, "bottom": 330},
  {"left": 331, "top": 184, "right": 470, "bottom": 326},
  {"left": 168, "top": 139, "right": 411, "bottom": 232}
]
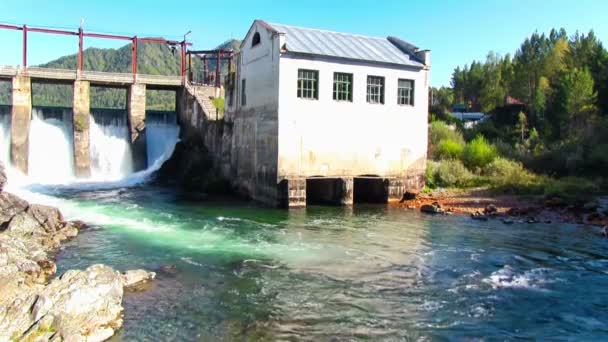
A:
[{"left": 555, "top": 67, "right": 597, "bottom": 137}]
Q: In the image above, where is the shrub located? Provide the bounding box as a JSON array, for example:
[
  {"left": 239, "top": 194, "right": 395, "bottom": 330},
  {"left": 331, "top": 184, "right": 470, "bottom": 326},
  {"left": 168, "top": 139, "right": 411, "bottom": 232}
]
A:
[
  {"left": 425, "top": 161, "right": 438, "bottom": 189},
  {"left": 484, "top": 157, "right": 541, "bottom": 193},
  {"left": 435, "top": 159, "right": 474, "bottom": 187},
  {"left": 435, "top": 139, "right": 464, "bottom": 160},
  {"left": 543, "top": 177, "right": 598, "bottom": 199},
  {"left": 463, "top": 135, "right": 497, "bottom": 169},
  {"left": 429, "top": 121, "right": 464, "bottom": 147}
]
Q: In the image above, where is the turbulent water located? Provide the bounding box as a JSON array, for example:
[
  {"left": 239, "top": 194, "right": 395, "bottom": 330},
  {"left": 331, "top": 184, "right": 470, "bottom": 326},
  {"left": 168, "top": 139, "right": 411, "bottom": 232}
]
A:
[
  {"left": 28, "top": 107, "right": 75, "bottom": 183},
  {"left": 0, "top": 105, "right": 10, "bottom": 165},
  {"left": 26, "top": 189, "right": 602, "bottom": 341},
  {"left": 5, "top": 107, "right": 608, "bottom": 340},
  {"left": 90, "top": 109, "right": 134, "bottom": 179}
]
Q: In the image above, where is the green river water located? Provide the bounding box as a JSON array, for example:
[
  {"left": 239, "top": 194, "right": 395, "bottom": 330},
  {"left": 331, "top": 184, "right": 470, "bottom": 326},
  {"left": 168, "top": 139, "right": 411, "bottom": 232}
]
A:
[{"left": 24, "top": 185, "right": 606, "bottom": 341}]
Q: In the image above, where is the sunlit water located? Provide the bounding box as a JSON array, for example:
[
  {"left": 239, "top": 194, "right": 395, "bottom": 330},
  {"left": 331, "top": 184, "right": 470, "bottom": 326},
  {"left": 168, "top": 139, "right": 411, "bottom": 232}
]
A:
[
  {"left": 6, "top": 106, "right": 608, "bottom": 340},
  {"left": 37, "top": 188, "right": 607, "bottom": 340}
]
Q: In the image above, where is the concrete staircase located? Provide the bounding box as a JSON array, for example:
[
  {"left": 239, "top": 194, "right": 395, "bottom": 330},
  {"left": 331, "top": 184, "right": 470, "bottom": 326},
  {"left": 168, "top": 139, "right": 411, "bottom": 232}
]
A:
[{"left": 184, "top": 83, "right": 222, "bottom": 120}]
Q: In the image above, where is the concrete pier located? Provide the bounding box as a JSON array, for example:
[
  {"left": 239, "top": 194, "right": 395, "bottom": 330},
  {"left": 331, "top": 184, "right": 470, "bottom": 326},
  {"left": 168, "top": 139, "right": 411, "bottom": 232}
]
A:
[
  {"left": 127, "top": 83, "right": 147, "bottom": 171},
  {"left": 72, "top": 80, "right": 91, "bottom": 177},
  {"left": 10, "top": 75, "right": 31, "bottom": 174},
  {"left": 278, "top": 177, "right": 306, "bottom": 208}
]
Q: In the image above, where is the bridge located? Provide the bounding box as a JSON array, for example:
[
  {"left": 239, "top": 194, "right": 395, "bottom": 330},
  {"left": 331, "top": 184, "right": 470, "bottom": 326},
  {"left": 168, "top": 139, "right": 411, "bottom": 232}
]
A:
[{"left": 0, "top": 22, "right": 231, "bottom": 177}]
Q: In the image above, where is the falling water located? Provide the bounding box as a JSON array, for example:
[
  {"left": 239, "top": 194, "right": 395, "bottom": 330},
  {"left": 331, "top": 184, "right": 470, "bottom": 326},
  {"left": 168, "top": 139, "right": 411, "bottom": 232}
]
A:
[
  {"left": 0, "top": 105, "right": 10, "bottom": 165},
  {"left": 28, "top": 107, "right": 75, "bottom": 183},
  {"left": 146, "top": 110, "right": 180, "bottom": 167},
  {"left": 89, "top": 109, "right": 134, "bottom": 180}
]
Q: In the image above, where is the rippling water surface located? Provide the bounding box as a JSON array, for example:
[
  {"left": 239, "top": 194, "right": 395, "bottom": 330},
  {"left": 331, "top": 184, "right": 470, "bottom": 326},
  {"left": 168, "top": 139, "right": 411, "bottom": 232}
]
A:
[{"left": 52, "top": 187, "right": 608, "bottom": 341}]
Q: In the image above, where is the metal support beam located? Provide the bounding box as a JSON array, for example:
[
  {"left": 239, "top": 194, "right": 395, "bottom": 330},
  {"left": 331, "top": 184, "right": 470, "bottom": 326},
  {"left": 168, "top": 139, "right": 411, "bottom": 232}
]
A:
[
  {"left": 78, "top": 27, "right": 84, "bottom": 73},
  {"left": 216, "top": 53, "right": 221, "bottom": 88},
  {"left": 22, "top": 25, "right": 27, "bottom": 69},
  {"left": 132, "top": 37, "right": 138, "bottom": 82}
]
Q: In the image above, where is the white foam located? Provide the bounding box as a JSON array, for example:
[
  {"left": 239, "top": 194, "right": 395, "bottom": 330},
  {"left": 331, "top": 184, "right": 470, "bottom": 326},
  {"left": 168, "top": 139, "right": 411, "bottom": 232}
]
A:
[{"left": 483, "top": 265, "right": 554, "bottom": 289}]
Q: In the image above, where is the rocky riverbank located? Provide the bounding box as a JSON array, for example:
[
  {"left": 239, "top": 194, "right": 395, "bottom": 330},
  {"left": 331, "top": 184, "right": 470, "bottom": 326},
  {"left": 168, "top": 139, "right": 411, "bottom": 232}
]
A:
[
  {"left": 393, "top": 188, "right": 608, "bottom": 230},
  {"left": 0, "top": 163, "right": 155, "bottom": 341}
]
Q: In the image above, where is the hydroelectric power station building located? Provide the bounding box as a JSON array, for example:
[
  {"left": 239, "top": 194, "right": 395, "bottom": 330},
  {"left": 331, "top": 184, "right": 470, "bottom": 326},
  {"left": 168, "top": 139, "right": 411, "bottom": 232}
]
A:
[{"left": 223, "top": 20, "right": 431, "bottom": 207}]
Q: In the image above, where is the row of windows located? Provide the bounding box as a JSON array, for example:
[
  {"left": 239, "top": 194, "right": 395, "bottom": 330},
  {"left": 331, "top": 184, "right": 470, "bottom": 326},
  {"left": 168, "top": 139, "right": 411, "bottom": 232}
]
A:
[{"left": 297, "top": 69, "right": 415, "bottom": 105}]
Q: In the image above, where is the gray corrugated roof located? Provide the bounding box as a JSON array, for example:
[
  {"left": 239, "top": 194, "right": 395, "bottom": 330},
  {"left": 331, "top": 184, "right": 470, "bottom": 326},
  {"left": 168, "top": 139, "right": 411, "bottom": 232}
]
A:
[{"left": 266, "top": 22, "right": 425, "bottom": 68}]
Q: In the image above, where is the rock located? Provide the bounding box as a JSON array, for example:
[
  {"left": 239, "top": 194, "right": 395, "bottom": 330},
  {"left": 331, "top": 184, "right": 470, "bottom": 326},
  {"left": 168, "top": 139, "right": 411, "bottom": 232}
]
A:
[
  {"left": 26, "top": 204, "right": 65, "bottom": 234},
  {"left": 502, "top": 218, "right": 515, "bottom": 225},
  {"left": 583, "top": 201, "right": 600, "bottom": 213},
  {"left": 421, "top": 203, "right": 443, "bottom": 214},
  {"left": 122, "top": 269, "right": 156, "bottom": 290},
  {"left": 26, "top": 265, "right": 124, "bottom": 341},
  {"left": 471, "top": 211, "right": 488, "bottom": 221},
  {"left": 484, "top": 204, "right": 498, "bottom": 215},
  {"left": 399, "top": 191, "right": 417, "bottom": 202},
  {"left": 0, "top": 162, "right": 5, "bottom": 192},
  {"left": 0, "top": 192, "right": 29, "bottom": 226},
  {"left": 159, "top": 264, "right": 178, "bottom": 274},
  {"left": 527, "top": 217, "right": 539, "bottom": 224},
  {"left": 545, "top": 196, "right": 567, "bottom": 207}
]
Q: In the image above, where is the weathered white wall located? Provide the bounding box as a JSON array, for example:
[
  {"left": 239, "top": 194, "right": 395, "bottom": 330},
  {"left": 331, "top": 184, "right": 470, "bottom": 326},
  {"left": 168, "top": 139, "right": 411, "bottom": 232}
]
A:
[
  {"left": 277, "top": 55, "right": 429, "bottom": 179},
  {"left": 227, "top": 22, "right": 282, "bottom": 204}
]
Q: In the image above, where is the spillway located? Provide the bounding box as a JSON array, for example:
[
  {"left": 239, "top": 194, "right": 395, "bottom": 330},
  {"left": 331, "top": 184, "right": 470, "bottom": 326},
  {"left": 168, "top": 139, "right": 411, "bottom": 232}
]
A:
[
  {"left": 28, "top": 107, "right": 75, "bottom": 183},
  {"left": 89, "top": 109, "right": 134, "bottom": 180},
  {"left": 0, "top": 105, "right": 10, "bottom": 165},
  {"left": 146, "top": 110, "right": 180, "bottom": 168}
]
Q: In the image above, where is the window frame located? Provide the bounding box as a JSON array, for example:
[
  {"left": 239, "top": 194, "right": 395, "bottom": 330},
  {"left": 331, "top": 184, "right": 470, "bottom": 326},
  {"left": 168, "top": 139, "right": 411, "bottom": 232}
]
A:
[
  {"left": 297, "top": 69, "right": 319, "bottom": 100},
  {"left": 333, "top": 72, "right": 353, "bottom": 102},
  {"left": 251, "top": 32, "right": 261, "bottom": 47},
  {"left": 241, "top": 79, "right": 247, "bottom": 106},
  {"left": 397, "top": 79, "right": 415, "bottom": 106},
  {"left": 366, "top": 75, "right": 385, "bottom": 104}
]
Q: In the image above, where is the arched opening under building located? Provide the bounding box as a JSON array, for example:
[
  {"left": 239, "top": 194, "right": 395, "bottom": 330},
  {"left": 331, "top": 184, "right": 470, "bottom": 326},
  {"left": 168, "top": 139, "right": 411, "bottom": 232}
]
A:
[
  {"left": 306, "top": 177, "right": 347, "bottom": 206},
  {"left": 353, "top": 176, "right": 389, "bottom": 204}
]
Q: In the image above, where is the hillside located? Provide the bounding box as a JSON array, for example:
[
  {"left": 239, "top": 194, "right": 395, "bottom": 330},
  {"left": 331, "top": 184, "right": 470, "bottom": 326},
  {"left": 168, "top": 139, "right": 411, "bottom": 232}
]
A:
[{"left": 0, "top": 39, "right": 241, "bottom": 109}]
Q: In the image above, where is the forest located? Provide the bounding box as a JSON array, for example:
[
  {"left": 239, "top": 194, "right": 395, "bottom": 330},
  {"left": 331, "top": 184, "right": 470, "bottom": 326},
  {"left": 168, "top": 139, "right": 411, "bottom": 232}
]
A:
[{"left": 428, "top": 29, "right": 608, "bottom": 197}]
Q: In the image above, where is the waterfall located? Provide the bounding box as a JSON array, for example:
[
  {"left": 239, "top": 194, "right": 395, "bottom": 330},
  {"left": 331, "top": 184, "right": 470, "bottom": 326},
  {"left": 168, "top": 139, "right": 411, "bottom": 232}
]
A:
[
  {"left": 0, "top": 105, "right": 10, "bottom": 165},
  {"left": 146, "top": 110, "right": 180, "bottom": 168},
  {"left": 28, "top": 107, "right": 75, "bottom": 183},
  {"left": 89, "top": 109, "right": 134, "bottom": 180}
]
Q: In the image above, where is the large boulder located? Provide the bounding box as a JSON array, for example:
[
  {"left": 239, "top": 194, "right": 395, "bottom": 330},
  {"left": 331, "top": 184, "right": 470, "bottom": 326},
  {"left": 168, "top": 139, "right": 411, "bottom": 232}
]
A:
[{"left": 15, "top": 265, "right": 124, "bottom": 342}]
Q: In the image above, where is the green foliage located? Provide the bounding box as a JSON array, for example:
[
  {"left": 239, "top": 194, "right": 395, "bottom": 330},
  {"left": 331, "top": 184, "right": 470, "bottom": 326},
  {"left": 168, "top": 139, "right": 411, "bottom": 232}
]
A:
[
  {"left": 425, "top": 161, "right": 438, "bottom": 189},
  {"left": 435, "top": 139, "right": 464, "bottom": 160},
  {"left": 211, "top": 97, "right": 225, "bottom": 116},
  {"left": 434, "top": 159, "right": 475, "bottom": 188},
  {"left": 463, "top": 135, "right": 497, "bottom": 169},
  {"left": 429, "top": 121, "right": 464, "bottom": 146},
  {"left": 483, "top": 157, "right": 541, "bottom": 192}
]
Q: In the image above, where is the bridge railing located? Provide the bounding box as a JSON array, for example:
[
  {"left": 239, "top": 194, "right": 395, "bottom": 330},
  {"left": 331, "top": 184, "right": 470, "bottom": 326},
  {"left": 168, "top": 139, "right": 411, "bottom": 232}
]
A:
[
  {"left": 0, "top": 65, "right": 183, "bottom": 86},
  {"left": 24, "top": 67, "right": 77, "bottom": 80},
  {"left": 0, "top": 65, "right": 18, "bottom": 77}
]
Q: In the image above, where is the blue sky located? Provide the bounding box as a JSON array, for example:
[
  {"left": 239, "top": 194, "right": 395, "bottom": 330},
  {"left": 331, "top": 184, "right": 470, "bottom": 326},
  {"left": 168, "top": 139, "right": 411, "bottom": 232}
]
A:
[{"left": 1, "top": 0, "right": 607, "bottom": 86}]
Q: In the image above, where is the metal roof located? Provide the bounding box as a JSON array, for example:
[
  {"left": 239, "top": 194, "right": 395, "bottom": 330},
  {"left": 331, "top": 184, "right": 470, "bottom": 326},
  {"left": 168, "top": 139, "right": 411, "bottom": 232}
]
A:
[{"left": 265, "top": 22, "right": 425, "bottom": 68}]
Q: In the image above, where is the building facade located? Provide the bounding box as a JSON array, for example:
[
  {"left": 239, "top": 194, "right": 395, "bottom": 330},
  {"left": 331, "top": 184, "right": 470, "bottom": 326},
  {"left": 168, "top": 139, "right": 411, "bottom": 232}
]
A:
[{"left": 225, "top": 20, "right": 431, "bottom": 207}]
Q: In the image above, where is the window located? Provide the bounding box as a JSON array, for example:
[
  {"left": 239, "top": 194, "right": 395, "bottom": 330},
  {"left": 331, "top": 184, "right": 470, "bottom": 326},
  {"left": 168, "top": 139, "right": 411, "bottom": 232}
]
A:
[
  {"left": 241, "top": 79, "right": 246, "bottom": 106},
  {"left": 251, "top": 32, "right": 261, "bottom": 47},
  {"left": 366, "top": 76, "right": 385, "bottom": 104},
  {"left": 398, "top": 79, "right": 414, "bottom": 105},
  {"left": 297, "top": 69, "right": 319, "bottom": 100},
  {"left": 333, "top": 72, "right": 353, "bottom": 101}
]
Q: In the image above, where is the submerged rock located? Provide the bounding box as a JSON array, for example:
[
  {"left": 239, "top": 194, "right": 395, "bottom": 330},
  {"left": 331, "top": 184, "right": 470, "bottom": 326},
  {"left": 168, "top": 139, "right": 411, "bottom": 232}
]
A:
[
  {"left": 421, "top": 203, "right": 443, "bottom": 214},
  {"left": 122, "top": 269, "right": 156, "bottom": 290}
]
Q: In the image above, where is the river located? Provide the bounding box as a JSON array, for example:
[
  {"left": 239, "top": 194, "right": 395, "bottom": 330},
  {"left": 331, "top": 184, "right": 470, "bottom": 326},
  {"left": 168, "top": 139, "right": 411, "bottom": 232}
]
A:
[{"left": 24, "top": 186, "right": 604, "bottom": 340}]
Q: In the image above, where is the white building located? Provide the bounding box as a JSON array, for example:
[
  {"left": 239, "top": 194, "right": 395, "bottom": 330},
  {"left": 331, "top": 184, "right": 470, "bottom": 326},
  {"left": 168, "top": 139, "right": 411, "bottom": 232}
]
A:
[{"left": 225, "top": 20, "right": 431, "bottom": 207}]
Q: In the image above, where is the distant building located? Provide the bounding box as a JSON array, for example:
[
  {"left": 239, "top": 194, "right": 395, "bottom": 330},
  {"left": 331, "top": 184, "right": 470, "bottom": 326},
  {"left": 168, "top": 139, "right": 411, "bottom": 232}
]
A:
[{"left": 224, "top": 20, "right": 431, "bottom": 207}]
